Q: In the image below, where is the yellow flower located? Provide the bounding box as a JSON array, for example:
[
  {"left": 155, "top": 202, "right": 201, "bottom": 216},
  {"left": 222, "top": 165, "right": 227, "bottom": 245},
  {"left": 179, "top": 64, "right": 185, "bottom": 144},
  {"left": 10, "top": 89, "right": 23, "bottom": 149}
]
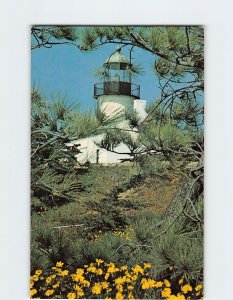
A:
[
  {"left": 168, "top": 295, "right": 185, "bottom": 300},
  {"left": 128, "top": 292, "right": 134, "bottom": 299},
  {"left": 101, "top": 281, "right": 109, "bottom": 289},
  {"left": 195, "top": 283, "right": 203, "bottom": 291},
  {"left": 107, "top": 262, "right": 119, "bottom": 273},
  {"left": 45, "top": 289, "right": 54, "bottom": 296},
  {"left": 181, "top": 284, "right": 192, "bottom": 294},
  {"left": 168, "top": 296, "right": 178, "bottom": 300},
  {"left": 92, "top": 283, "right": 102, "bottom": 295},
  {"left": 176, "top": 294, "right": 186, "bottom": 300},
  {"left": 46, "top": 277, "right": 52, "bottom": 284},
  {"left": 105, "top": 298, "right": 112, "bottom": 300},
  {"left": 132, "top": 265, "right": 144, "bottom": 275},
  {"left": 30, "top": 289, "right": 37, "bottom": 297},
  {"left": 71, "top": 273, "right": 84, "bottom": 282},
  {"left": 56, "top": 261, "right": 64, "bottom": 268},
  {"left": 105, "top": 272, "right": 110, "bottom": 280},
  {"left": 126, "top": 277, "right": 132, "bottom": 283},
  {"left": 141, "top": 278, "right": 156, "bottom": 289},
  {"left": 116, "top": 284, "right": 124, "bottom": 292},
  {"left": 52, "top": 282, "right": 60, "bottom": 289},
  {"left": 115, "top": 276, "right": 127, "bottom": 285},
  {"left": 61, "top": 270, "right": 69, "bottom": 276},
  {"left": 51, "top": 274, "right": 56, "bottom": 279},
  {"left": 154, "top": 281, "right": 163, "bottom": 288},
  {"left": 161, "top": 287, "right": 171, "bottom": 298},
  {"left": 178, "top": 278, "right": 183, "bottom": 285},
  {"left": 128, "top": 285, "right": 134, "bottom": 291},
  {"left": 30, "top": 281, "right": 34, "bottom": 289},
  {"left": 67, "top": 292, "right": 76, "bottom": 299},
  {"left": 96, "top": 268, "right": 103, "bottom": 275},
  {"left": 81, "top": 279, "right": 90, "bottom": 287},
  {"left": 35, "top": 270, "right": 42, "bottom": 276},
  {"left": 74, "top": 285, "right": 85, "bottom": 297},
  {"left": 76, "top": 268, "right": 84, "bottom": 275},
  {"left": 141, "top": 281, "right": 150, "bottom": 289},
  {"left": 164, "top": 279, "right": 171, "bottom": 287},
  {"left": 96, "top": 258, "right": 104, "bottom": 265},
  {"left": 87, "top": 266, "right": 97, "bottom": 273},
  {"left": 31, "top": 275, "right": 39, "bottom": 282},
  {"left": 120, "top": 265, "right": 128, "bottom": 271},
  {"left": 143, "top": 263, "right": 152, "bottom": 269},
  {"left": 116, "top": 292, "right": 124, "bottom": 300},
  {"left": 167, "top": 294, "right": 185, "bottom": 300},
  {"left": 131, "top": 275, "right": 138, "bottom": 281}
]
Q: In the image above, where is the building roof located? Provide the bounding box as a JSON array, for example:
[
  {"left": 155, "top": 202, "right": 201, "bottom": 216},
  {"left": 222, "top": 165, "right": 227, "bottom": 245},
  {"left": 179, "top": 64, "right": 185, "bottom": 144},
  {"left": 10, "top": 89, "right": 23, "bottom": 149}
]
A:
[{"left": 104, "top": 48, "right": 131, "bottom": 69}]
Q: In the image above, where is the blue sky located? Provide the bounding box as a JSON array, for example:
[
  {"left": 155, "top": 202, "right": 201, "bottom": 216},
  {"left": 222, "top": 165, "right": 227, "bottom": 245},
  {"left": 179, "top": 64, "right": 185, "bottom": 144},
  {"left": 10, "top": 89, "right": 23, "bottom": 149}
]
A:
[{"left": 31, "top": 43, "right": 160, "bottom": 112}]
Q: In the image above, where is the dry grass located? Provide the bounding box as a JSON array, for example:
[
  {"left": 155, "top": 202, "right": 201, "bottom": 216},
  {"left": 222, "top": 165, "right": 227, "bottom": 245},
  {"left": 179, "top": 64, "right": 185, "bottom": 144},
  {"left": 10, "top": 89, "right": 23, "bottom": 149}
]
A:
[
  {"left": 31, "top": 164, "right": 181, "bottom": 235},
  {"left": 117, "top": 175, "right": 180, "bottom": 213}
]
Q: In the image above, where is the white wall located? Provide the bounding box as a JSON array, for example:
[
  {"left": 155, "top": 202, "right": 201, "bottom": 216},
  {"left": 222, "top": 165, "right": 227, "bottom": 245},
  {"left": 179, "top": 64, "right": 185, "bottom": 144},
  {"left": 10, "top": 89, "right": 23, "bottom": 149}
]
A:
[
  {"left": 98, "top": 95, "right": 135, "bottom": 119},
  {"left": 134, "top": 99, "right": 148, "bottom": 120},
  {"left": 105, "top": 143, "right": 132, "bottom": 163},
  {"left": 71, "top": 134, "right": 132, "bottom": 164}
]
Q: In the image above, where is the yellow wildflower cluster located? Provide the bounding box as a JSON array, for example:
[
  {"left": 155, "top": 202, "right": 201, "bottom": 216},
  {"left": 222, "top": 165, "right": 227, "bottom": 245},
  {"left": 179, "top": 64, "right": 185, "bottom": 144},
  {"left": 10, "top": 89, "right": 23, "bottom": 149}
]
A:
[
  {"left": 30, "top": 259, "right": 203, "bottom": 299},
  {"left": 113, "top": 225, "right": 133, "bottom": 241}
]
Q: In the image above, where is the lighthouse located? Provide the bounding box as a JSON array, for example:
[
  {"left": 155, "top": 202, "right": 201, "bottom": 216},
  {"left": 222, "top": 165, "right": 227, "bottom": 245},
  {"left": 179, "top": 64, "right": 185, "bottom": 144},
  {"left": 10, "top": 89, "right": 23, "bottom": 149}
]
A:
[
  {"left": 94, "top": 47, "right": 142, "bottom": 121},
  {"left": 67, "top": 48, "right": 147, "bottom": 165}
]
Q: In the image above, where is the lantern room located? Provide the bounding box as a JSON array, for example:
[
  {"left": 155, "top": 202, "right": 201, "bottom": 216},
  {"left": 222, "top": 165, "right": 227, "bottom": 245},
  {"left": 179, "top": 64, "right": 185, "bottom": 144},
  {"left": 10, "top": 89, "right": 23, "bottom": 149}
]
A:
[{"left": 94, "top": 47, "right": 140, "bottom": 99}]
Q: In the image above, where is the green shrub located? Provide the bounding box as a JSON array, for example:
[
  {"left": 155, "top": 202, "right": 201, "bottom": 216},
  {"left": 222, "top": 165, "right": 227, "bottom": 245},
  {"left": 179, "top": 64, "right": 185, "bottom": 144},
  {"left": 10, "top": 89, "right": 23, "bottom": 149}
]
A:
[
  {"left": 31, "top": 227, "right": 81, "bottom": 270},
  {"left": 78, "top": 233, "right": 122, "bottom": 264},
  {"left": 150, "top": 227, "right": 203, "bottom": 282}
]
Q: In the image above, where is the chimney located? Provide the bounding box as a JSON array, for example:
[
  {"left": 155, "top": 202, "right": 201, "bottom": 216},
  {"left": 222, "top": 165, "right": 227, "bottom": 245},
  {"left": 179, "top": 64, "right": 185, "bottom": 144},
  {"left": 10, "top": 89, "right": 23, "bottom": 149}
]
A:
[{"left": 134, "top": 100, "right": 147, "bottom": 121}]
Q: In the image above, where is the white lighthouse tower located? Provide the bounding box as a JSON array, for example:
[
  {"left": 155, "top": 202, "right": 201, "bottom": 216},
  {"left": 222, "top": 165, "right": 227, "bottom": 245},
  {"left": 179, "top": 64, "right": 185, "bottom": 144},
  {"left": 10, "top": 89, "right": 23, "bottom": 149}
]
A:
[
  {"left": 94, "top": 47, "right": 141, "bottom": 121},
  {"left": 67, "top": 48, "right": 147, "bottom": 165}
]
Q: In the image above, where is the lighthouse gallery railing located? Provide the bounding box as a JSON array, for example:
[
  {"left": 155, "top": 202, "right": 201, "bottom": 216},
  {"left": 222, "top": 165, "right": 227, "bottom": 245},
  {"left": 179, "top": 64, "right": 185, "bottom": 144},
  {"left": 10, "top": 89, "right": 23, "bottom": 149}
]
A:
[{"left": 94, "top": 81, "right": 140, "bottom": 99}]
